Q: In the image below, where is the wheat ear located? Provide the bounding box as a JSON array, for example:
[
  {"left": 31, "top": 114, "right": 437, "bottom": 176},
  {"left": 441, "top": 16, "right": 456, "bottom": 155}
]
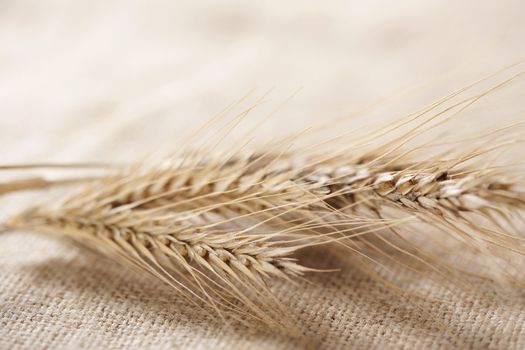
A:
[
  {"left": 4, "top": 71, "right": 525, "bottom": 333},
  {"left": 6, "top": 142, "right": 525, "bottom": 326}
]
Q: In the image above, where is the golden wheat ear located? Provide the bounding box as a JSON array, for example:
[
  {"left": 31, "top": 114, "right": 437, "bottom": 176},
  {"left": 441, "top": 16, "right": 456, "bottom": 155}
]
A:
[
  {"left": 5, "top": 136, "right": 525, "bottom": 332},
  {"left": 300, "top": 154, "right": 525, "bottom": 284},
  {"left": 4, "top": 68, "right": 525, "bottom": 334},
  {"left": 3, "top": 154, "right": 333, "bottom": 334}
]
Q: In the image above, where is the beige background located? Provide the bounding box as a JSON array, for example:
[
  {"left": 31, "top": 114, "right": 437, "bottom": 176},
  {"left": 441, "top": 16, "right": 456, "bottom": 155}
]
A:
[{"left": 1, "top": 1, "right": 525, "bottom": 349}]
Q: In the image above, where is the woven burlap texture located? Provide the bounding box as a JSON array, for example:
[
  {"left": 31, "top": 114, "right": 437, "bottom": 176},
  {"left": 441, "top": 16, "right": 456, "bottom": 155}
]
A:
[{"left": 1, "top": 231, "right": 524, "bottom": 349}]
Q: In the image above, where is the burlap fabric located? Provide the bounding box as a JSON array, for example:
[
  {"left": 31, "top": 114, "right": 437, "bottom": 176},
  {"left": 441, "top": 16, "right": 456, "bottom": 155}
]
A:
[
  {"left": 1, "top": 1, "right": 525, "bottom": 349},
  {"left": 2, "top": 231, "right": 525, "bottom": 350}
]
